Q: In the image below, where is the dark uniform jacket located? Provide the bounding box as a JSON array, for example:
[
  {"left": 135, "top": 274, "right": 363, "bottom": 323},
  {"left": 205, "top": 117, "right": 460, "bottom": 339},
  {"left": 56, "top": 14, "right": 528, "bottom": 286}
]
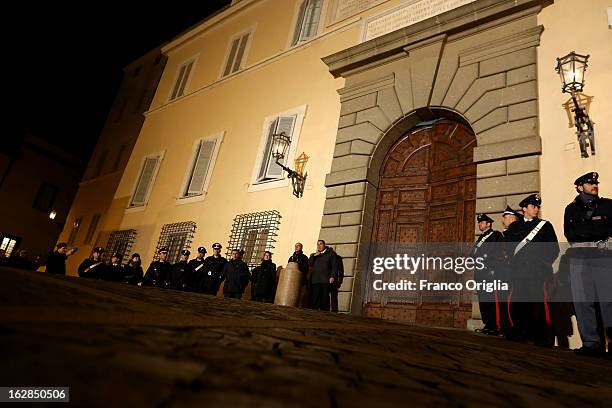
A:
[
  {"left": 288, "top": 251, "right": 309, "bottom": 286},
  {"left": 251, "top": 260, "right": 277, "bottom": 301},
  {"left": 46, "top": 251, "right": 67, "bottom": 275},
  {"left": 201, "top": 255, "right": 227, "bottom": 294},
  {"left": 106, "top": 263, "right": 127, "bottom": 282},
  {"left": 473, "top": 229, "right": 504, "bottom": 281},
  {"left": 170, "top": 261, "right": 192, "bottom": 291},
  {"left": 122, "top": 264, "right": 144, "bottom": 285},
  {"left": 78, "top": 258, "right": 106, "bottom": 279},
  {"left": 221, "top": 259, "right": 250, "bottom": 294},
  {"left": 505, "top": 217, "right": 559, "bottom": 281},
  {"left": 564, "top": 195, "right": 612, "bottom": 245},
  {"left": 142, "top": 260, "right": 172, "bottom": 288},
  {"left": 308, "top": 248, "right": 338, "bottom": 284},
  {"left": 187, "top": 257, "right": 206, "bottom": 292}
]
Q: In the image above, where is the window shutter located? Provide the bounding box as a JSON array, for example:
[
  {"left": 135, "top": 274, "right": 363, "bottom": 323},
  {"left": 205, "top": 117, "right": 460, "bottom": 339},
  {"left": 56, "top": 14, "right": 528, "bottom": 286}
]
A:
[
  {"left": 131, "top": 156, "right": 159, "bottom": 206},
  {"left": 171, "top": 64, "right": 187, "bottom": 100},
  {"left": 232, "top": 33, "right": 249, "bottom": 73},
  {"left": 224, "top": 33, "right": 250, "bottom": 77},
  {"left": 294, "top": 0, "right": 322, "bottom": 44},
  {"left": 224, "top": 37, "right": 241, "bottom": 77},
  {"left": 187, "top": 139, "right": 216, "bottom": 196},
  {"left": 265, "top": 115, "right": 296, "bottom": 179},
  {"left": 258, "top": 119, "right": 278, "bottom": 181},
  {"left": 292, "top": 1, "right": 308, "bottom": 45},
  {"left": 303, "top": 0, "right": 322, "bottom": 39},
  {"left": 176, "top": 61, "right": 193, "bottom": 97}
]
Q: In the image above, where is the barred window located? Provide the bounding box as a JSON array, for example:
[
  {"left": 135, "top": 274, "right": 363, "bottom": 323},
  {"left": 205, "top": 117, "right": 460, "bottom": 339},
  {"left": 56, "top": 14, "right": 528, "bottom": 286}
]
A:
[
  {"left": 155, "top": 221, "right": 196, "bottom": 263},
  {"left": 103, "top": 229, "right": 137, "bottom": 264},
  {"left": 227, "top": 211, "right": 281, "bottom": 267}
]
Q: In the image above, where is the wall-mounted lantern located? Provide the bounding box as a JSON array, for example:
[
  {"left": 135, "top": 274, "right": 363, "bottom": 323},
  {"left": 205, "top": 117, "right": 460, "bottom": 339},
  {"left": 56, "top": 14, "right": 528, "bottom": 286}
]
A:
[
  {"left": 271, "top": 132, "right": 308, "bottom": 198},
  {"left": 555, "top": 51, "right": 595, "bottom": 158}
]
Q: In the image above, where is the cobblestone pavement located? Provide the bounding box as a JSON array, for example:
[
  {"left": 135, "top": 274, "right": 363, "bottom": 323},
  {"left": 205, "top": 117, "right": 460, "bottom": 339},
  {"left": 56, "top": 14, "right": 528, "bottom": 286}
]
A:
[{"left": 1, "top": 267, "right": 611, "bottom": 407}]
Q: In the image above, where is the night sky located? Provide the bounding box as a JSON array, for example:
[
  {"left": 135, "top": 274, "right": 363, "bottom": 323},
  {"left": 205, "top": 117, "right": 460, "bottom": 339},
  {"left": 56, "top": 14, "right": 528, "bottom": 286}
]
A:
[{"left": 12, "top": 1, "right": 230, "bottom": 160}]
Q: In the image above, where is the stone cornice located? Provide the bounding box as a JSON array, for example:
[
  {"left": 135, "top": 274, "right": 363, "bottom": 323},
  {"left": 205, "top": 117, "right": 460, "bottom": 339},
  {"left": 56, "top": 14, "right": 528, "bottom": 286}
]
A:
[{"left": 322, "top": 0, "right": 553, "bottom": 78}]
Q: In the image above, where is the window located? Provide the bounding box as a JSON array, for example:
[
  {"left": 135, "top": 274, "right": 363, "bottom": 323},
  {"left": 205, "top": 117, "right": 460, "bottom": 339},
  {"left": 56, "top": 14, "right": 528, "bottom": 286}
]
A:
[
  {"left": 227, "top": 211, "right": 281, "bottom": 268},
  {"left": 112, "top": 145, "right": 126, "bottom": 172},
  {"left": 155, "top": 222, "right": 196, "bottom": 263},
  {"left": 92, "top": 149, "right": 109, "bottom": 178},
  {"left": 179, "top": 133, "right": 223, "bottom": 199},
  {"left": 67, "top": 216, "right": 83, "bottom": 246},
  {"left": 292, "top": 0, "right": 323, "bottom": 45},
  {"left": 129, "top": 153, "right": 164, "bottom": 208},
  {"left": 222, "top": 29, "right": 252, "bottom": 77},
  {"left": 0, "top": 235, "right": 20, "bottom": 257},
  {"left": 250, "top": 105, "right": 307, "bottom": 191},
  {"left": 169, "top": 58, "right": 196, "bottom": 101},
  {"left": 103, "top": 229, "right": 136, "bottom": 264},
  {"left": 257, "top": 116, "right": 296, "bottom": 183},
  {"left": 32, "top": 182, "right": 58, "bottom": 212},
  {"left": 84, "top": 214, "right": 101, "bottom": 244}
]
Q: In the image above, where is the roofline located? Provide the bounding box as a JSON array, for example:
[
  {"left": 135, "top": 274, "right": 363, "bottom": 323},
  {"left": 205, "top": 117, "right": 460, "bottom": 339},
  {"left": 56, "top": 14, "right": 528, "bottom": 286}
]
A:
[
  {"left": 122, "top": 43, "right": 169, "bottom": 71},
  {"left": 161, "top": 0, "right": 260, "bottom": 55}
]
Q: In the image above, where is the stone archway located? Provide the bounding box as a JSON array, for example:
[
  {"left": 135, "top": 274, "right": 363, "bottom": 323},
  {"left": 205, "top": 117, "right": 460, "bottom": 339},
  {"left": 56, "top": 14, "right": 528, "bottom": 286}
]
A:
[{"left": 318, "top": 0, "right": 549, "bottom": 316}]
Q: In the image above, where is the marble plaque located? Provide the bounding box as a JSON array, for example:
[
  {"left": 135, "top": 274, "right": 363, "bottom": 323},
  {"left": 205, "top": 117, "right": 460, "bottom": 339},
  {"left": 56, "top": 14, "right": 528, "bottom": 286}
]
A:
[
  {"left": 329, "top": 0, "right": 387, "bottom": 24},
  {"left": 363, "top": 0, "right": 476, "bottom": 41}
]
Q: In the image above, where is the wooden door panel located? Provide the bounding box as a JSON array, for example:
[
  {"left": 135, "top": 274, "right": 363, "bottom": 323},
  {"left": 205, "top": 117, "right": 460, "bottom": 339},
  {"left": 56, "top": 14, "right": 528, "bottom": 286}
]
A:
[{"left": 366, "top": 120, "right": 476, "bottom": 328}]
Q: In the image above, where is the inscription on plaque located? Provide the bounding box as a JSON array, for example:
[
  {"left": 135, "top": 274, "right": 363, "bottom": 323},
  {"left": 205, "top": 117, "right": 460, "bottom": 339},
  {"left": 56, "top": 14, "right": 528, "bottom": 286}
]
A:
[{"left": 363, "top": 0, "right": 476, "bottom": 41}]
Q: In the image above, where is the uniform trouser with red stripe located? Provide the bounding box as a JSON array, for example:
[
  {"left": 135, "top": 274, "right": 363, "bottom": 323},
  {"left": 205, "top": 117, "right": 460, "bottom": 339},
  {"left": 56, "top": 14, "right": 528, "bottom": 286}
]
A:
[
  {"left": 495, "top": 289, "right": 510, "bottom": 334},
  {"left": 509, "top": 279, "right": 552, "bottom": 344}
]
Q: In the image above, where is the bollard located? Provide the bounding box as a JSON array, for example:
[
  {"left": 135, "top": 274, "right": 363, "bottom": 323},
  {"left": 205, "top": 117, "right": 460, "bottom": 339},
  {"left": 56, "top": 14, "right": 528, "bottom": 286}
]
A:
[{"left": 274, "top": 262, "right": 301, "bottom": 307}]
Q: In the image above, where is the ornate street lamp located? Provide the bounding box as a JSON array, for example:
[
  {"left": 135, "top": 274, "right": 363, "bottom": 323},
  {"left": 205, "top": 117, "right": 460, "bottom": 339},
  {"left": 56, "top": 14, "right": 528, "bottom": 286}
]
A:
[
  {"left": 555, "top": 51, "right": 595, "bottom": 158},
  {"left": 271, "top": 132, "right": 308, "bottom": 198}
]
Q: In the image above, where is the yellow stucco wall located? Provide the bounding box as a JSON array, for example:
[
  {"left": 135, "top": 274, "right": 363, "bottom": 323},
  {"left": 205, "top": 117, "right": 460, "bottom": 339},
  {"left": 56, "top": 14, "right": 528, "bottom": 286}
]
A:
[{"left": 113, "top": 0, "right": 369, "bottom": 263}]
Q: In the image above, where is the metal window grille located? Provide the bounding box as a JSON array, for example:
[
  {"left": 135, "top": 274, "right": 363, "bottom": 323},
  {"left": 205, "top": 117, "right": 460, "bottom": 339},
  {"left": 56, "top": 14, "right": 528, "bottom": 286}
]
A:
[
  {"left": 155, "top": 221, "right": 196, "bottom": 263},
  {"left": 227, "top": 211, "right": 281, "bottom": 267},
  {"left": 103, "top": 229, "right": 137, "bottom": 264}
]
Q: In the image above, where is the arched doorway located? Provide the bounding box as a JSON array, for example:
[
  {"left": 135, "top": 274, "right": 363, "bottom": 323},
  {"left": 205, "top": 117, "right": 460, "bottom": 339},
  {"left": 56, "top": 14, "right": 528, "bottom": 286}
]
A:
[{"left": 365, "top": 119, "right": 477, "bottom": 328}]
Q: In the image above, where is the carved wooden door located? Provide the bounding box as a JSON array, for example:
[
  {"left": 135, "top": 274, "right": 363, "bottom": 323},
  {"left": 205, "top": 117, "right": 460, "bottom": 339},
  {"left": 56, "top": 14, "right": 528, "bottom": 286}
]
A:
[{"left": 366, "top": 120, "right": 476, "bottom": 327}]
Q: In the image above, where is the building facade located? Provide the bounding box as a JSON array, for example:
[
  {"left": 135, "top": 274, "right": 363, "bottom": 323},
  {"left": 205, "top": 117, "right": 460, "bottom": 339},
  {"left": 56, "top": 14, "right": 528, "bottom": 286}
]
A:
[
  {"left": 57, "top": 47, "right": 167, "bottom": 272},
  {"left": 73, "top": 0, "right": 611, "bottom": 325},
  {"left": 0, "top": 135, "right": 84, "bottom": 258}
]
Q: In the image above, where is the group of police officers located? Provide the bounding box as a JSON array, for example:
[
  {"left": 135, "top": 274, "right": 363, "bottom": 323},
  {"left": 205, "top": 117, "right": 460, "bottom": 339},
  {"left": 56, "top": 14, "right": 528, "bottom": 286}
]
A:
[
  {"left": 78, "top": 242, "right": 240, "bottom": 297},
  {"left": 473, "top": 171, "right": 611, "bottom": 358}
]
